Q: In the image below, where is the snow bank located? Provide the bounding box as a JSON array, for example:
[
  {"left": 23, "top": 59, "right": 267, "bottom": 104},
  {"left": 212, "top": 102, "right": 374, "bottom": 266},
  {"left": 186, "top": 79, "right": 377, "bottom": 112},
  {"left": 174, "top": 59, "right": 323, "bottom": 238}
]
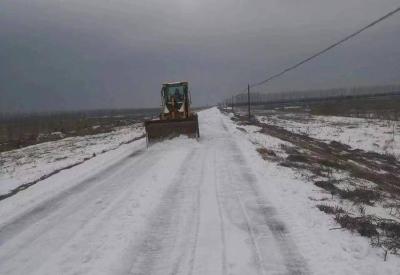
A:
[{"left": 0, "top": 124, "right": 144, "bottom": 197}]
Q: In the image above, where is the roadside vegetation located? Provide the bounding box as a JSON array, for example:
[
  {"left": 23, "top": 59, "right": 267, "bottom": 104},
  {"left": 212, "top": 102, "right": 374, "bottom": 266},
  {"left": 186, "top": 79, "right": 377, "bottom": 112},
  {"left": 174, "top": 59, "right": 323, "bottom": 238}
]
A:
[
  {"left": 0, "top": 108, "right": 157, "bottom": 153},
  {"left": 222, "top": 96, "right": 400, "bottom": 257}
]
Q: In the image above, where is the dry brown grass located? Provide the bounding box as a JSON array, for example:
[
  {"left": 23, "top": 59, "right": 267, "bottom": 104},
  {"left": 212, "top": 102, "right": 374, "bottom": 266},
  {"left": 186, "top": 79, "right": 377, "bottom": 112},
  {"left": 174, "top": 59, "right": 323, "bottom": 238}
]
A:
[
  {"left": 335, "top": 214, "right": 378, "bottom": 237},
  {"left": 316, "top": 204, "right": 345, "bottom": 214},
  {"left": 256, "top": 147, "right": 277, "bottom": 159}
]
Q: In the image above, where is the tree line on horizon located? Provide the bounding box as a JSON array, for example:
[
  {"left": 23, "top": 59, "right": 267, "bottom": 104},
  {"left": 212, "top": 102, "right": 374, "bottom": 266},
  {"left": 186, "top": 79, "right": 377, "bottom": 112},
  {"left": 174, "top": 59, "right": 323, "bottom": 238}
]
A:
[{"left": 229, "top": 84, "right": 400, "bottom": 105}]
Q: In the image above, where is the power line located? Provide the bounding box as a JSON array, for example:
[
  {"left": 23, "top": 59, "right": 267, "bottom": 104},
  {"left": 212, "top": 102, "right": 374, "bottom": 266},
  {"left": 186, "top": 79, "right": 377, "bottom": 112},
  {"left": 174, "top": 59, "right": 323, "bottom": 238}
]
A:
[{"left": 250, "top": 5, "right": 400, "bottom": 88}]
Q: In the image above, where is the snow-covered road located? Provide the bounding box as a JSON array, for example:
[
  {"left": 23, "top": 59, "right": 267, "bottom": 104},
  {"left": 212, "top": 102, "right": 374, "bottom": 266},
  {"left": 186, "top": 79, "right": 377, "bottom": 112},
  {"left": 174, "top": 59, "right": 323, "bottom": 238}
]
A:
[{"left": 0, "top": 108, "right": 399, "bottom": 274}]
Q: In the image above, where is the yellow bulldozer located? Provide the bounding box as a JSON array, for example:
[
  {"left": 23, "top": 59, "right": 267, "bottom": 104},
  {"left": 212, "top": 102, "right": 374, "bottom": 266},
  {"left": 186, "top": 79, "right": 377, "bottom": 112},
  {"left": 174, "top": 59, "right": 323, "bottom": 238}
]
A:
[{"left": 144, "top": 81, "right": 200, "bottom": 144}]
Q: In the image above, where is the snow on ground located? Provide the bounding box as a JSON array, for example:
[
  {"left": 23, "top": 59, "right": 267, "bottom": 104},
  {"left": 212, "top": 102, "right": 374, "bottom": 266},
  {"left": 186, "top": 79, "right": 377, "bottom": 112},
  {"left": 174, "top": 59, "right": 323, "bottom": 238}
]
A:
[
  {"left": 223, "top": 112, "right": 400, "bottom": 270},
  {"left": 236, "top": 121, "right": 400, "bottom": 223},
  {"left": 257, "top": 112, "right": 400, "bottom": 158},
  {"left": 0, "top": 124, "right": 144, "bottom": 196},
  {"left": 0, "top": 108, "right": 399, "bottom": 274},
  {"left": 236, "top": 124, "right": 291, "bottom": 158}
]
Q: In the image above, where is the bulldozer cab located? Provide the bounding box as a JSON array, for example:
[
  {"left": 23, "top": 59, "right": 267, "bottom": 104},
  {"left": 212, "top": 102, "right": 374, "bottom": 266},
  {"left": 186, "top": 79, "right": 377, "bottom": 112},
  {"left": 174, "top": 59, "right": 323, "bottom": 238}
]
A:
[
  {"left": 161, "top": 82, "right": 189, "bottom": 119},
  {"left": 163, "top": 84, "right": 186, "bottom": 105}
]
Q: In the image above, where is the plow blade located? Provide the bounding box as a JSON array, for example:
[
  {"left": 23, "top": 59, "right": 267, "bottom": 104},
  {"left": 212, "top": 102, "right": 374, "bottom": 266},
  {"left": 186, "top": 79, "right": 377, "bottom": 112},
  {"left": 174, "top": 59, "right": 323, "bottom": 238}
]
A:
[{"left": 144, "top": 115, "right": 199, "bottom": 144}]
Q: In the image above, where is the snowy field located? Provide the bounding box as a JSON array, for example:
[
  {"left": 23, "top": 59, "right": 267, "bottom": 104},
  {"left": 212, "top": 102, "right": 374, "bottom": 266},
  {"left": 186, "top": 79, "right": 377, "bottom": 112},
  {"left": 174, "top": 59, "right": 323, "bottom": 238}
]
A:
[
  {"left": 0, "top": 124, "right": 144, "bottom": 197},
  {"left": 236, "top": 121, "right": 400, "bottom": 218},
  {"left": 0, "top": 108, "right": 399, "bottom": 274},
  {"left": 234, "top": 108, "right": 400, "bottom": 257},
  {"left": 257, "top": 112, "right": 400, "bottom": 159}
]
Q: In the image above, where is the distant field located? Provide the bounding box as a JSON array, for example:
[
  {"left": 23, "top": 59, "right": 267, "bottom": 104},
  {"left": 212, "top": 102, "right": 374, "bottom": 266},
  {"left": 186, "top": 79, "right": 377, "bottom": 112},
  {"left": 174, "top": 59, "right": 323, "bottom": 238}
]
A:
[
  {"left": 0, "top": 108, "right": 159, "bottom": 153},
  {"left": 308, "top": 95, "right": 400, "bottom": 120},
  {"left": 249, "top": 94, "right": 400, "bottom": 121},
  {"left": 234, "top": 95, "right": 400, "bottom": 158}
]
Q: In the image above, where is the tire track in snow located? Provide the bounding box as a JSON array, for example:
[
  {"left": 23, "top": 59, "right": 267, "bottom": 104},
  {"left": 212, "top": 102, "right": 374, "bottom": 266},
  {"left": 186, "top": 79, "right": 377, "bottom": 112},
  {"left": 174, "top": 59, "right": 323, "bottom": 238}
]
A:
[
  {"left": 183, "top": 184, "right": 201, "bottom": 275},
  {"left": 0, "top": 146, "right": 167, "bottom": 274},
  {"left": 212, "top": 149, "right": 228, "bottom": 275},
  {"left": 173, "top": 148, "right": 205, "bottom": 275},
  {"left": 215, "top": 117, "right": 267, "bottom": 274},
  {"left": 226, "top": 139, "right": 310, "bottom": 275},
  {"left": 217, "top": 117, "right": 309, "bottom": 274},
  {"left": 218, "top": 148, "right": 265, "bottom": 275},
  {"left": 245, "top": 176, "right": 310, "bottom": 275},
  {"left": 0, "top": 147, "right": 145, "bottom": 246},
  {"left": 127, "top": 147, "right": 204, "bottom": 275},
  {"left": 236, "top": 192, "right": 267, "bottom": 275}
]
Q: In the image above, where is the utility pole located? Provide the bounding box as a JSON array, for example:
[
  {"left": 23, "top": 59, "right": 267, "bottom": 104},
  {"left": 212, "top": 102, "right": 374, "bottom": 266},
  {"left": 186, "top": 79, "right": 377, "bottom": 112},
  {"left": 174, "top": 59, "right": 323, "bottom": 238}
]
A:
[
  {"left": 247, "top": 84, "right": 251, "bottom": 120},
  {"left": 231, "top": 96, "right": 234, "bottom": 112}
]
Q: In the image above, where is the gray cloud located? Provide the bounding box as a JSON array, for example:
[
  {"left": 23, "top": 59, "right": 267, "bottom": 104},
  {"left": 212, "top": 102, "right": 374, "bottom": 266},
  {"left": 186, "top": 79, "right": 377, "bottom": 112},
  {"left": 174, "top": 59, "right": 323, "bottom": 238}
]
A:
[{"left": 1, "top": 0, "right": 399, "bottom": 112}]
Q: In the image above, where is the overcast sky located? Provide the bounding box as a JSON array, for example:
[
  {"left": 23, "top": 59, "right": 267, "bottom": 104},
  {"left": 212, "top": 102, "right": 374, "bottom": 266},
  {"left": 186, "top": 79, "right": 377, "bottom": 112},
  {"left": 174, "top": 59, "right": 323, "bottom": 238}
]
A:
[{"left": 1, "top": 0, "right": 399, "bottom": 113}]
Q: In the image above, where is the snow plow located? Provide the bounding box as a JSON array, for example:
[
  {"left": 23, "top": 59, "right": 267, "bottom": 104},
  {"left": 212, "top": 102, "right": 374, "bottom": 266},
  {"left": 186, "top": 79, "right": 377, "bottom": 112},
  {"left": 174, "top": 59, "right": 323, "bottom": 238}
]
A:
[{"left": 144, "top": 81, "right": 200, "bottom": 144}]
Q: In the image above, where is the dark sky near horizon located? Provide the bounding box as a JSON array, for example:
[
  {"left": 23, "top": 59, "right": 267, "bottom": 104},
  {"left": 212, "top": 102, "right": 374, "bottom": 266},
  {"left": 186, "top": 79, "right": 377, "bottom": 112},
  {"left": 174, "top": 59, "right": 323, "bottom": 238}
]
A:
[{"left": 1, "top": 0, "right": 399, "bottom": 113}]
